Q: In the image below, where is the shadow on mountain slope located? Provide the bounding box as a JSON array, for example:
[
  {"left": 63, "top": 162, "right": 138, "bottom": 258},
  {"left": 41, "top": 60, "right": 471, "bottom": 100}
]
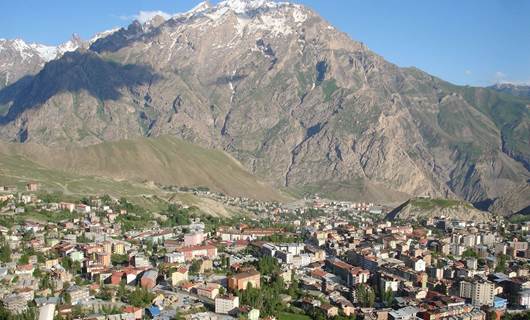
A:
[{"left": 0, "top": 50, "right": 161, "bottom": 124}]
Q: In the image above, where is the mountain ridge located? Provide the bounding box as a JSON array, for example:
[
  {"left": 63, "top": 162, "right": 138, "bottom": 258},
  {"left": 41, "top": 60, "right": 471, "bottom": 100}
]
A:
[{"left": 0, "top": 0, "right": 528, "bottom": 215}]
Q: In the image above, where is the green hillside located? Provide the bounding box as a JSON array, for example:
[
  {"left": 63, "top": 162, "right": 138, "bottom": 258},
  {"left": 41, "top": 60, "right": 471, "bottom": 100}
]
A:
[{"left": 0, "top": 136, "right": 287, "bottom": 201}]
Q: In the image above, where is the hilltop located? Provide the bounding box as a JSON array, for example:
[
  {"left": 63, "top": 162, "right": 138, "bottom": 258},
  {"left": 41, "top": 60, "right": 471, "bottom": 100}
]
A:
[{"left": 386, "top": 198, "right": 491, "bottom": 222}]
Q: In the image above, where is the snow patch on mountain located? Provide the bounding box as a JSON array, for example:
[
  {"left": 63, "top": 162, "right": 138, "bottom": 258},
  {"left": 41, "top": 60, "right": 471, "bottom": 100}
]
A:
[
  {"left": 30, "top": 44, "right": 58, "bottom": 62},
  {"left": 218, "top": 0, "right": 286, "bottom": 14},
  {"left": 187, "top": 1, "right": 212, "bottom": 15},
  {"left": 89, "top": 28, "right": 120, "bottom": 45}
]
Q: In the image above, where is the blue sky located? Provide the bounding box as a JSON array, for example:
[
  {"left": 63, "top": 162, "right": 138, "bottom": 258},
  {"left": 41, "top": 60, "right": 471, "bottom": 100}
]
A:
[{"left": 1, "top": 0, "right": 528, "bottom": 86}]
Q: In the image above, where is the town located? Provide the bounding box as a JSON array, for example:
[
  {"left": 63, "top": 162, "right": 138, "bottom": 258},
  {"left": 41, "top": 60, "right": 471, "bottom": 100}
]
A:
[{"left": 0, "top": 182, "right": 529, "bottom": 320}]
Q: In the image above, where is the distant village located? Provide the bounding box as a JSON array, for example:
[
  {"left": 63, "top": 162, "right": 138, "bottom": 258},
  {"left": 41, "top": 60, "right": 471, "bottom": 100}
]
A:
[{"left": 0, "top": 182, "right": 529, "bottom": 320}]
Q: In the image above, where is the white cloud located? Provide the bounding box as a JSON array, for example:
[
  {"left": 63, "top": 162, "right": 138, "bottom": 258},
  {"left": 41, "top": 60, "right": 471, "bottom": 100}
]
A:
[
  {"left": 494, "top": 71, "right": 507, "bottom": 81},
  {"left": 119, "top": 10, "right": 172, "bottom": 23},
  {"left": 464, "top": 70, "right": 472, "bottom": 76}
]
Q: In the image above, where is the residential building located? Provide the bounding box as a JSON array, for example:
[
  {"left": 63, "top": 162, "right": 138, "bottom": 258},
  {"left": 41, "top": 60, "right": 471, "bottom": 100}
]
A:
[
  {"left": 215, "top": 295, "right": 239, "bottom": 315},
  {"left": 459, "top": 278, "right": 495, "bottom": 307},
  {"left": 66, "top": 285, "right": 90, "bottom": 305},
  {"left": 228, "top": 270, "right": 261, "bottom": 291},
  {"left": 171, "top": 267, "right": 188, "bottom": 286},
  {"left": 140, "top": 270, "right": 158, "bottom": 289}
]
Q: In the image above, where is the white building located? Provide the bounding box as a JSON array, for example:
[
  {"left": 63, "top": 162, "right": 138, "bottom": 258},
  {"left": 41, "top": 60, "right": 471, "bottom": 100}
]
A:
[
  {"left": 215, "top": 295, "right": 239, "bottom": 315},
  {"left": 459, "top": 278, "right": 495, "bottom": 306},
  {"left": 413, "top": 259, "right": 426, "bottom": 272},
  {"left": 38, "top": 304, "right": 55, "bottom": 320},
  {"left": 380, "top": 277, "right": 399, "bottom": 293},
  {"left": 165, "top": 252, "right": 185, "bottom": 264}
]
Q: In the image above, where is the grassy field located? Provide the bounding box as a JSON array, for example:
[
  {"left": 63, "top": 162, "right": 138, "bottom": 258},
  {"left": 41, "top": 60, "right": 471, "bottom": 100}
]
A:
[
  {"left": 278, "top": 312, "right": 311, "bottom": 320},
  {"left": 0, "top": 135, "right": 287, "bottom": 201},
  {"left": 410, "top": 198, "right": 471, "bottom": 209}
]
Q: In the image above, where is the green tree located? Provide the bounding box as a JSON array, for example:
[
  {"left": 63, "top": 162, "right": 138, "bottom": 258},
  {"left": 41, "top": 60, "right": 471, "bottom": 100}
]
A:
[
  {"left": 18, "top": 254, "right": 29, "bottom": 265},
  {"left": 382, "top": 289, "right": 394, "bottom": 307},
  {"left": 126, "top": 287, "right": 155, "bottom": 308},
  {"left": 80, "top": 197, "right": 91, "bottom": 205},
  {"left": 356, "top": 284, "right": 375, "bottom": 307},
  {"left": 96, "top": 287, "right": 113, "bottom": 301},
  {"left": 462, "top": 249, "right": 478, "bottom": 258},
  {"left": 111, "top": 254, "right": 129, "bottom": 266},
  {"left": 101, "top": 194, "right": 113, "bottom": 206},
  {"left": 189, "top": 260, "right": 202, "bottom": 275},
  {"left": 0, "top": 240, "right": 11, "bottom": 263},
  {"left": 495, "top": 254, "right": 508, "bottom": 273},
  {"left": 63, "top": 292, "right": 72, "bottom": 304},
  {"left": 257, "top": 256, "right": 280, "bottom": 276}
]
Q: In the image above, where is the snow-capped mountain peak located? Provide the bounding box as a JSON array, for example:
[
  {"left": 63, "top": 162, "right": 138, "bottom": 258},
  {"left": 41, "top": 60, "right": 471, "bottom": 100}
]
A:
[
  {"left": 218, "top": 0, "right": 283, "bottom": 13},
  {"left": 187, "top": 1, "right": 212, "bottom": 15},
  {"left": 0, "top": 38, "right": 56, "bottom": 62},
  {"left": 89, "top": 28, "right": 120, "bottom": 45}
]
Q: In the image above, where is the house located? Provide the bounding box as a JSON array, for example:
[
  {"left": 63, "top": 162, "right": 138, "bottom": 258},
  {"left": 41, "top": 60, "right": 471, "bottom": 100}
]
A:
[
  {"left": 2, "top": 294, "right": 28, "bottom": 314},
  {"left": 140, "top": 270, "right": 158, "bottom": 289},
  {"left": 318, "top": 303, "right": 339, "bottom": 318},
  {"left": 133, "top": 254, "right": 150, "bottom": 268},
  {"left": 26, "top": 182, "right": 39, "bottom": 192},
  {"left": 123, "top": 306, "right": 143, "bottom": 320},
  {"left": 110, "top": 272, "right": 124, "bottom": 285},
  {"left": 184, "top": 232, "right": 205, "bottom": 246},
  {"left": 196, "top": 283, "right": 221, "bottom": 299},
  {"left": 177, "top": 245, "right": 217, "bottom": 261},
  {"left": 325, "top": 258, "right": 370, "bottom": 286},
  {"left": 15, "top": 264, "right": 35, "bottom": 275},
  {"left": 65, "top": 285, "right": 90, "bottom": 305},
  {"left": 196, "top": 259, "right": 213, "bottom": 273},
  {"left": 123, "top": 268, "right": 143, "bottom": 285},
  {"left": 389, "top": 306, "right": 420, "bottom": 320},
  {"left": 228, "top": 270, "right": 261, "bottom": 291},
  {"left": 215, "top": 295, "right": 239, "bottom": 315},
  {"left": 75, "top": 204, "right": 91, "bottom": 214},
  {"left": 59, "top": 202, "right": 76, "bottom": 213},
  {"left": 110, "top": 242, "right": 125, "bottom": 255},
  {"left": 165, "top": 252, "right": 185, "bottom": 264},
  {"left": 38, "top": 304, "right": 55, "bottom": 320},
  {"left": 171, "top": 267, "right": 188, "bottom": 286}
]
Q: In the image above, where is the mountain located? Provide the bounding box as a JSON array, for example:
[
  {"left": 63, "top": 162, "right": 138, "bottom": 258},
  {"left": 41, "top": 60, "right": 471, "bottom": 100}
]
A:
[
  {"left": 0, "top": 39, "right": 55, "bottom": 90},
  {"left": 0, "top": 0, "right": 528, "bottom": 214},
  {"left": 0, "top": 32, "right": 119, "bottom": 90},
  {"left": 491, "top": 83, "right": 530, "bottom": 99},
  {"left": 0, "top": 135, "right": 286, "bottom": 201}
]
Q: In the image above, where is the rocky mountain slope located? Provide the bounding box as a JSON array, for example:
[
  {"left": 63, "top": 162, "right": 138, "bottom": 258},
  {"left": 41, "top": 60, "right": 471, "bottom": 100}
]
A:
[{"left": 0, "top": 0, "right": 528, "bottom": 214}]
